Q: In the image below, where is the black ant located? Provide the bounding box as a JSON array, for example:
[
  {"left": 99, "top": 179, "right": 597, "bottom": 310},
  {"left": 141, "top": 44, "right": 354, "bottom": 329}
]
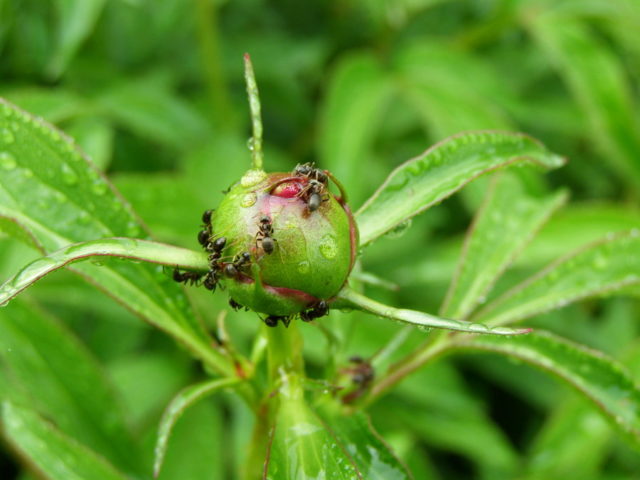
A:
[
  {"left": 224, "top": 251, "right": 252, "bottom": 278},
  {"left": 342, "top": 356, "right": 375, "bottom": 404},
  {"left": 300, "top": 300, "right": 329, "bottom": 322},
  {"left": 293, "top": 163, "right": 330, "bottom": 213},
  {"left": 229, "top": 298, "right": 246, "bottom": 311},
  {"left": 293, "top": 163, "right": 328, "bottom": 185},
  {"left": 198, "top": 209, "right": 214, "bottom": 248},
  {"left": 256, "top": 215, "right": 276, "bottom": 254},
  {"left": 264, "top": 315, "right": 292, "bottom": 328},
  {"left": 172, "top": 269, "right": 203, "bottom": 286}
]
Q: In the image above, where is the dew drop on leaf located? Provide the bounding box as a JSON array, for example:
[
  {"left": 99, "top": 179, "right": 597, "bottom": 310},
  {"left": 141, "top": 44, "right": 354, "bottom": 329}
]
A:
[{"left": 0, "top": 152, "right": 17, "bottom": 170}]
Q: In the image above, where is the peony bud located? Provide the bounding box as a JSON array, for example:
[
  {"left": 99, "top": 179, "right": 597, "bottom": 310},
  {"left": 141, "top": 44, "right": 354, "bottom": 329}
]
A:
[{"left": 209, "top": 165, "right": 358, "bottom": 321}]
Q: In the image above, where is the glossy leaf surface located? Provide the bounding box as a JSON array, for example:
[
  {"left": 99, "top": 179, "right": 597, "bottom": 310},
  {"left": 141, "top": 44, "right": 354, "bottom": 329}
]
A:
[
  {"left": 442, "top": 172, "right": 567, "bottom": 319},
  {"left": 0, "top": 301, "right": 139, "bottom": 473},
  {"left": 0, "top": 99, "right": 228, "bottom": 373},
  {"left": 474, "top": 232, "right": 640, "bottom": 326},
  {"left": 453, "top": 331, "right": 640, "bottom": 444},
  {"left": 356, "top": 131, "right": 565, "bottom": 246},
  {"left": 2, "top": 402, "right": 129, "bottom": 480}
]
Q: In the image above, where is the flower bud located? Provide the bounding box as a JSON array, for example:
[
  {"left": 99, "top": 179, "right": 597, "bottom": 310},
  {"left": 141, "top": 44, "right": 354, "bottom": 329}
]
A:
[{"left": 210, "top": 166, "right": 358, "bottom": 317}]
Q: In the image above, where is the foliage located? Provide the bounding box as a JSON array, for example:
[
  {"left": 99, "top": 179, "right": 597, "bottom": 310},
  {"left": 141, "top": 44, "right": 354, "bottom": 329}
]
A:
[{"left": 1, "top": 1, "right": 640, "bottom": 479}]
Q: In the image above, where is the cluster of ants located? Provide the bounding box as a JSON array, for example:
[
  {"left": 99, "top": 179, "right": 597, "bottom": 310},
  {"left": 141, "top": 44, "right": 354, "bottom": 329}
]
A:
[{"left": 172, "top": 163, "right": 331, "bottom": 327}]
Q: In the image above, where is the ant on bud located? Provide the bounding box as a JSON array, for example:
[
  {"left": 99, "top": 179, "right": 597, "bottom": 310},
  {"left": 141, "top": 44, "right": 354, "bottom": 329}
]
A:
[
  {"left": 256, "top": 215, "right": 276, "bottom": 254},
  {"left": 300, "top": 300, "right": 329, "bottom": 322}
]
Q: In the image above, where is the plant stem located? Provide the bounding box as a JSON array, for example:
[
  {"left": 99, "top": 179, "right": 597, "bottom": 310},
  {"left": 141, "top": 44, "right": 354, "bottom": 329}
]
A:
[
  {"left": 194, "top": 0, "right": 234, "bottom": 128},
  {"left": 244, "top": 53, "right": 264, "bottom": 170}
]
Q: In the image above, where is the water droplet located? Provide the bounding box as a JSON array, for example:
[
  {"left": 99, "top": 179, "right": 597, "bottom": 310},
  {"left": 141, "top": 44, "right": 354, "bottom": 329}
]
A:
[
  {"left": 54, "top": 191, "right": 66, "bottom": 203},
  {"left": 386, "top": 219, "right": 412, "bottom": 238},
  {"left": 0, "top": 152, "right": 17, "bottom": 170},
  {"left": 319, "top": 234, "right": 337, "bottom": 259},
  {"left": 297, "top": 261, "right": 310, "bottom": 274},
  {"left": 77, "top": 211, "right": 91, "bottom": 225},
  {"left": 241, "top": 169, "right": 266, "bottom": 187},
  {"left": 91, "top": 180, "right": 107, "bottom": 196},
  {"left": 241, "top": 192, "right": 257, "bottom": 207},
  {"left": 10, "top": 121, "right": 19, "bottom": 132},
  {"left": 90, "top": 258, "right": 104, "bottom": 267},
  {"left": 593, "top": 252, "right": 608, "bottom": 270},
  {"left": 22, "top": 168, "right": 33, "bottom": 178},
  {"left": 61, "top": 164, "right": 79, "bottom": 185},
  {"left": 247, "top": 138, "right": 254, "bottom": 151},
  {"left": 2, "top": 128, "right": 15, "bottom": 144}
]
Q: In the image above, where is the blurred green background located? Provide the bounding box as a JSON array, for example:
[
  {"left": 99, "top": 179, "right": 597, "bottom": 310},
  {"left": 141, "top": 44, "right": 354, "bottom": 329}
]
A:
[{"left": 1, "top": 0, "right": 640, "bottom": 479}]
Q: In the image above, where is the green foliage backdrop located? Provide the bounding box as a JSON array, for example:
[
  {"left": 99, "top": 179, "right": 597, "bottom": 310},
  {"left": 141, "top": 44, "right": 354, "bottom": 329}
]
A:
[{"left": 1, "top": 1, "right": 639, "bottom": 479}]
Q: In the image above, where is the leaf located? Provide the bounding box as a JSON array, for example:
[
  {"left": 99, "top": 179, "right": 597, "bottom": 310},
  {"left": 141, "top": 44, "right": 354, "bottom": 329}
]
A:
[
  {"left": 441, "top": 172, "right": 568, "bottom": 319},
  {"left": 318, "top": 53, "right": 394, "bottom": 206},
  {"left": 66, "top": 116, "right": 113, "bottom": 171},
  {"left": 96, "top": 77, "right": 209, "bottom": 150},
  {"left": 0, "top": 99, "right": 230, "bottom": 375},
  {"left": 153, "top": 378, "right": 240, "bottom": 478},
  {"left": 355, "top": 131, "right": 565, "bottom": 247},
  {"left": 265, "top": 377, "right": 362, "bottom": 479},
  {"left": 48, "top": 0, "right": 107, "bottom": 78},
  {"left": 316, "top": 404, "right": 413, "bottom": 480},
  {"left": 452, "top": 331, "right": 640, "bottom": 445},
  {"left": 0, "top": 300, "right": 141, "bottom": 474},
  {"left": 473, "top": 231, "right": 640, "bottom": 326},
  {"left": 2, "top": 401, "right": 129, "bottom": 480},
  {"left": 0, "top": 237, "right": 208, "bottom": 306},
  {"left": 337, "top": 287, "right": 531, "bottom": 336},
  {"left": 527, "top": 12, "right": 640, "bottom": 189},
  {"left": 395, "top": 41, "right": 512, "bottom": 138}
]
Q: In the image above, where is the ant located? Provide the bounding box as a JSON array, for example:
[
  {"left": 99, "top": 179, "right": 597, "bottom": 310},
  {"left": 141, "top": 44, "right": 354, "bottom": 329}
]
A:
[
  {"left": 172, "top": 269, "right": 203, "bottom": 286},
  {"left": 256, "top": 215, "right": 276, "bottom": 255},
  {"left": 224, "top": 251, "right": 252, "bottom": 278},
  {"left": 198, "top": 209, "right": 213, "bottom": 248},
  {"left": 300, "top": 300, "right": 329, "bottom": 322},
  {"left": 264, "top": 315, "right": 292, "bottom": 328},
  {"left": 293, "top": 164, "right": 329, "bottom": 213},
  {"left": 229, "top": 298, "right": 246, "bottom": 311},
  {"left": 341, "top": 356, "right": 375, "bottom": 404}
]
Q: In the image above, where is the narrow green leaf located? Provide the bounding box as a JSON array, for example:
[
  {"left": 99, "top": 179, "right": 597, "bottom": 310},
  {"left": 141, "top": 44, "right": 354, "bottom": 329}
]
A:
[
  {"left": 153, "top": 378, "right": 240, "bottom": 478},
  {"left": 0, "top": 237, "right": 208, "bottom": 306},
  {"left": 355, "top": 131, "right": 565, "bottom": 247},
  {"left": 2, "top": 402, "right": 129, "bottom": 480},
  {"left": 48, "top": 0, "right": 107, "bottom": 78},
  {"left": 0, "top": 300, "right": 140, "bottom": 473},
  {"left": 316, "top": 403, "right": 413, "bottom": 480},
  {"left": 0, "top": 99, "right": 230, "bottom": 375},
  {"left": 337, "top": 287, "right": 531, "bottom": 336},
  {"left": 441, "top": 172, "right": 567, "bottom": 319},
  {"left": 452, "top": 331, "right": 640, "bottom": 445},
  {"left": 473, "top": 231, "right": 640, "bottom": 326},
  {"left": 318, "top": 53, "right": 394, "bottom": 205},
  {"left": 528, "top": 13, "right": 640, "bottom": 188}
]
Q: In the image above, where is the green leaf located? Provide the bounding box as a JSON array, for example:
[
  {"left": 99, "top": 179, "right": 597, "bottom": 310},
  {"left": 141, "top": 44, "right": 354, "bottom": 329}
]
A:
[
  {"left": 265, "top": 377, "right": 362, "bottom": 479},
  {"left": 316, "top": 404, "right": 414, "bottom": 480},
  {"left": 318, "top": 53, "right": 394, "bottom": 205},
  {"left": 2, "top": 401, "right": 129, "bottom": 480},
  {"left": 527, "top": 13, "right": 640, "bottom": 189},
  {"left": 473, "top": 231, "right": 640, "bottom": 326},
  {"left": 0, "top": 300, "right": 141, "bottom": 473},
  {"left": 48, "top": 0, "right": 107, "bottom": 78},
  {"left": 395, "top": 41, "right": 512, "bottom": 138},
  {"left": 66, "top": 116, "right": 113, "bottom": 171},
  {"left": 452, "top": 331, "right": 640, "bottom": 445},
  {"left": 0, "top": 99, "right": 230, "bottom": 375},
  {"left": 441, "top": 172, "right": 567, "bottom": 319},
  {"left": 96, "top": 77, "right": 209, "bottom": 150},
  {"left": 153, "top": 378, "right": 240, "bottom": 478},
  {"left": 355, "top": 131, "right": 565, "bottom": 247},
  {"left": 337, "top": 287, "right": 531, "bottom": 336}
]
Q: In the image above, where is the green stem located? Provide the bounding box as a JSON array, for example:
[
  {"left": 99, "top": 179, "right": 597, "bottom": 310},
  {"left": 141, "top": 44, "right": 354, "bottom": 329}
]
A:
[
  {"left": 244, "top": 53, "right": 264, "bottom": 170},
  {"left": 194, "top": 0, "right": 234, "bottom": 127},
  {"left": 337, "top": 286, "right": 532, "bottom": 336}
]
